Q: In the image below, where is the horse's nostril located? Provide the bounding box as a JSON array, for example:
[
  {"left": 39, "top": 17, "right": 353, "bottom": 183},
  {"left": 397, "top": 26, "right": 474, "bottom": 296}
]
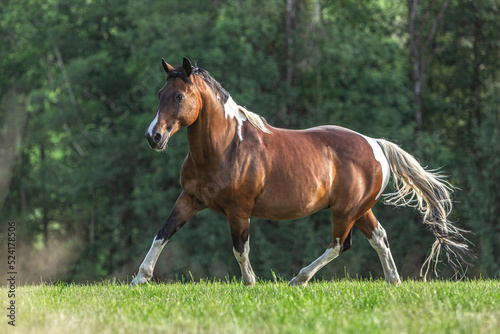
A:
[{"left": 153, "top": 133, "right": 162, "bottom": 144}]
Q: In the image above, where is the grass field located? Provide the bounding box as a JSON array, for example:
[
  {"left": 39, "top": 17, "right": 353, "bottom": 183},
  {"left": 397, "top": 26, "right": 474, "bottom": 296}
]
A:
[{"left": 2, "top": 278, "right": 499, "bottom": 334}]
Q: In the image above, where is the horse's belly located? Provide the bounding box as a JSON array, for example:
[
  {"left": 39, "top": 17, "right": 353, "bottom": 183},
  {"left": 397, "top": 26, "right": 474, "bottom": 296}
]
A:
[
  {"left": 251, "top": 199, "right": 329, "bottom": 220},
  {"left": 251, "top": 182, "right": 331, "bottom": 220}
]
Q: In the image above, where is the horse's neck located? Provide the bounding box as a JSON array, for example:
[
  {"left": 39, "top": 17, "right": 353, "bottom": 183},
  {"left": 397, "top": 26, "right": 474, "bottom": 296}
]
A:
[{"left": 186, "top": 93, "right": 237, "bottom": 166}]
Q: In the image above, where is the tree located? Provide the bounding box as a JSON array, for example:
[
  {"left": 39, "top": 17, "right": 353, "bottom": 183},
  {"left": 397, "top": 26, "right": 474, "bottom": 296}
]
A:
[{"left": 407, "top": 0, "right": 450, "bottom": 134}]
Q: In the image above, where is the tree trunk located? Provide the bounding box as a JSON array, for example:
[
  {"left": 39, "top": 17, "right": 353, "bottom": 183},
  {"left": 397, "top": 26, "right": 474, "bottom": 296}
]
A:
[
  {"left": 471, "top": 2, "right": 483, "bottom": 170},
  {"left": 285, "top": 0, "right": 296, "bottom": 86},
  {"left": 0, "top": 90, "right": 28, "bottom": 214},
  {"left": 89, "top": 187, "right": 96, "bottom": 243},
  {"left": 471, "top": 5, "right": 482, "bottom": 126},
  {"left": 41, "top": 145, "right": 49, "bottom": 247},
  {"left": 407, "top": 0, "right": 450, "bottom": 135},
  {"left": 408, "top": 0, "right": 423, "bottom": 134}
]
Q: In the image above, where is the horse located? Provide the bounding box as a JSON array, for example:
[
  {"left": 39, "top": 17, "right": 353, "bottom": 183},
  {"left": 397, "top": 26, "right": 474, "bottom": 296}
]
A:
[{"left": 131, "top": 57, "right": 472, "bottom": 286}]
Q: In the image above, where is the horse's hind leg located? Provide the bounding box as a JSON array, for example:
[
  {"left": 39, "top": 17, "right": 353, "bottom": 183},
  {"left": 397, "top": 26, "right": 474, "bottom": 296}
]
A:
[
  {"left": 356, "top": 210, "right": 401, "bottom": 285},
  {"left": 289, "top": 214, "right": 353, "bottom": 287}
]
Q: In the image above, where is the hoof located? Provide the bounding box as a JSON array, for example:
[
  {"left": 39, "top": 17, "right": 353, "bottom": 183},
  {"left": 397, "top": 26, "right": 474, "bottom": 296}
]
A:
[
  {"left": 289, "top": 277, "right": 308, "bottom": 287},
  {"left": 390, "top": 279, "right": 402, "bottom": 287},
  {"left": 242, "top": 280, "right": 256, "bottom": 287},
  {"left": 131, "top": 275, "right": 150, "bottom": 286},
  {"left": 241, "top": 275, "right": 256, "bottom": 286}
]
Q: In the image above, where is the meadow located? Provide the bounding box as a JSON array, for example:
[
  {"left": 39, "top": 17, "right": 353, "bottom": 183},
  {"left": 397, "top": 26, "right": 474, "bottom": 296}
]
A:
[{"left": 2, "top": 278, "right": 499, "bottom": 334}]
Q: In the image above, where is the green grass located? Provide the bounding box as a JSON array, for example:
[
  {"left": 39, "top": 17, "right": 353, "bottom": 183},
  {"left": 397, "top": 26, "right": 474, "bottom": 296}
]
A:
[{"left": 2, "top": 279, "right": 499, "bottom": 334}]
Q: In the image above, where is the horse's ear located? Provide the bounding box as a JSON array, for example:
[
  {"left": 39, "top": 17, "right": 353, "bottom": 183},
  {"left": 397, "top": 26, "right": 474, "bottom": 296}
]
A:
[
  {"left": 162, "top": 58, "right": 175, "bottom": 74},
  {"left": 182, "top": 57, "right": 192, "bottom": 77}
]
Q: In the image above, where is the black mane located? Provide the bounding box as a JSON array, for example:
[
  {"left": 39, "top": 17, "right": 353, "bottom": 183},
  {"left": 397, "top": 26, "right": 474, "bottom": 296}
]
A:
[{"left": 167, "top": 66, "right": 230, "bottom": 103}]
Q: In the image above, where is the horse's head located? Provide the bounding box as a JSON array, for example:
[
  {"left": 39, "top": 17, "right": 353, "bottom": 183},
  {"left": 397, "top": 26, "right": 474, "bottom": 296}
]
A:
[{"left": 146, "top": 57, "right": 201, "bottom": 151}]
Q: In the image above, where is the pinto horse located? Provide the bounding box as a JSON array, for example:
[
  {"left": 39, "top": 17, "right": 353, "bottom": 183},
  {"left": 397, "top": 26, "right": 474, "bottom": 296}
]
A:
[{"left": 132, "top": 57, "right": 471, "bottom": 286}]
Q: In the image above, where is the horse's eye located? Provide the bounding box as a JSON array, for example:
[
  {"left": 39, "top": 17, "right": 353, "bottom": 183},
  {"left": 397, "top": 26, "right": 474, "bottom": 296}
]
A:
[{"left": 175, "top": 93, "right": 184, "bottom": 102}]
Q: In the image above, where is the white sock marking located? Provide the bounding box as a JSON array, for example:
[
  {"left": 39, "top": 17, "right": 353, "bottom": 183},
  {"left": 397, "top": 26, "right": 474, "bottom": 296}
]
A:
[
  {"left": 233, "top": 239, "right": 256, "bottom": 286},
  {"left": 132, "top": 236, "right": 167, "bottom": 285},
  {"left": 369, "top": 222, "right": 401, "bottom": 284},
  {"left": 290, "top": 239, "right": 341, "bottom": 286}
]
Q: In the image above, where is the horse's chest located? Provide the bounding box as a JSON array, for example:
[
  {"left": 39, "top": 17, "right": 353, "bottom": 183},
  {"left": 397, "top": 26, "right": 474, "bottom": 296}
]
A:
[
  {"left": 194, "top": 182, "right": 223, "bottom": 207},
  {"left": 187, "top": 173, "right": 236, "bottom": 211},
  {"left": 181, "top": 157, "right": 259, "bottom": 212}
]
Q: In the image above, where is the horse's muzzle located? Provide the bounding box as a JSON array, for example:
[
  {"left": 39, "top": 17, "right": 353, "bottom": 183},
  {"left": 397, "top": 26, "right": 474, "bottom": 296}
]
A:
[{"left": 145, "top": 130, "right": 168, "bottom": 151}]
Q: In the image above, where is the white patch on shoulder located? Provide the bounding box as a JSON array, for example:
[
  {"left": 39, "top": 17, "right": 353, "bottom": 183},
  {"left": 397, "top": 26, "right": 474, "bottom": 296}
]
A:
[
  {"left": 224, "top": 96, "right": 247, "bottom": 141},
  {"left": 361, "top": 135, "right": 391, "bottom": 200},
  {"left": 147, "top": 110, "right": 160, "bottom": 137}
]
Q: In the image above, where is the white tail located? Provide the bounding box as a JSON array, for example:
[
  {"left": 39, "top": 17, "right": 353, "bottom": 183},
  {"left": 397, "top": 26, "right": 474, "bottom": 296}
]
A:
[{"left": 376, "top": 139, "right": 473, "bottom": 280}]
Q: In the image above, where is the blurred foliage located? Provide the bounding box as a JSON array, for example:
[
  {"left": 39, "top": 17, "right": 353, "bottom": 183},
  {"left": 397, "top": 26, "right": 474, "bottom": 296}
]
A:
[{"left": 0, "top": 0, "right": 498, "bottom": 282}]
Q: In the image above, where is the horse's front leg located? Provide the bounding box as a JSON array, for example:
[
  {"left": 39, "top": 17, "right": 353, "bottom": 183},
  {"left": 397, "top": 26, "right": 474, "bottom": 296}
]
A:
[
  {"left": 131, "top": 191, "right": 205, "bottom": 285},
  {"left": 228, "top": 213, "right": 256, "bottom": 286}
]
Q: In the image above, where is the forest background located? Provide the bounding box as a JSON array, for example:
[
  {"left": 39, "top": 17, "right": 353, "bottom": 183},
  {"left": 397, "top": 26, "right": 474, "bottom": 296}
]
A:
[{"left": 1, "top": 0, "right": 499, "bottom": 283}]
